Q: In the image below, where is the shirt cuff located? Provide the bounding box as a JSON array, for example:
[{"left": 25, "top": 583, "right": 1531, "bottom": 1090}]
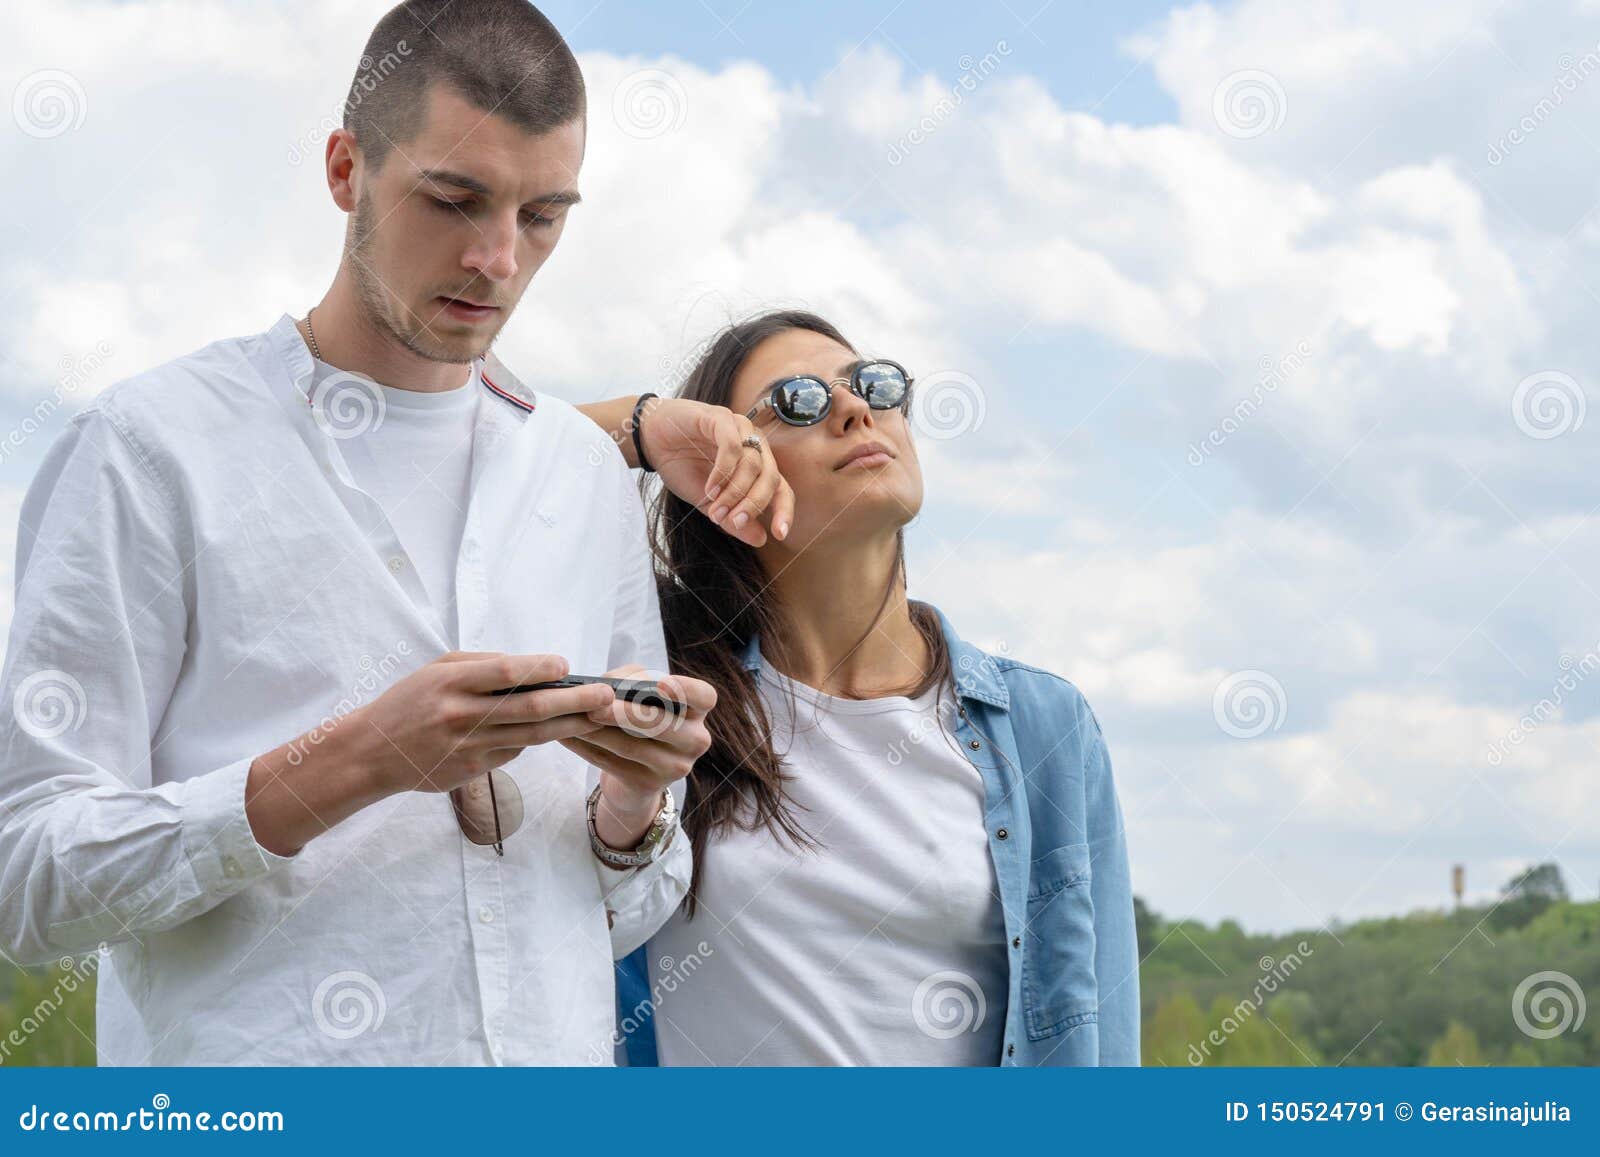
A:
[
  {"left": 181, "top": 756, "right": 299, "bottom": 899},
  {"left": 593, "top": 820, "right": 691, "bottom": 955}
]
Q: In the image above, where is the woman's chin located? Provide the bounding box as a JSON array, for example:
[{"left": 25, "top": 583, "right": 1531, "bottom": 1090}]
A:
[{"left": 795, "top": 486, "right": 923, "bottom": 544}]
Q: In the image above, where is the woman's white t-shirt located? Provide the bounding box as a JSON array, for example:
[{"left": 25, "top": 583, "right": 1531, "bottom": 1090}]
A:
[{"left": 647, "top": 664, "right": 1009, "bottom": 1066}]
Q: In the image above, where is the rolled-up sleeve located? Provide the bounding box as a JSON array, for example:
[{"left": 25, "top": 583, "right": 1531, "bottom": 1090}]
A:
[
  {"left": 0, "top": 406, "right": 295, "bottom": 967},
  {"left": 1082, "top": 702, "right": 1140, "bottom": 1065},
  {"left": 592, "top": 825, "right": 692, "bottom": 959}
]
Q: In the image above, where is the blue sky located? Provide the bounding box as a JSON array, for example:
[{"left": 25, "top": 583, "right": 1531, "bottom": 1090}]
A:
[
  {"left": 2, "top": 0, "right": 1598, "bottom": 934},
  {"left": 544, "top": 0, "right": 1179, "bottom": 122}
]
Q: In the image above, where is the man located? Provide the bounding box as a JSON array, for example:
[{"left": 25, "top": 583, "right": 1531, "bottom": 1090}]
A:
[{"left": 0, "top": 0, "right": 783, "bottom": 1064}]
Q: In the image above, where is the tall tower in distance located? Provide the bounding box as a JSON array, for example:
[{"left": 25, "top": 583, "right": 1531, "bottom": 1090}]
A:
[{"left": 1451, "top": 863, "right": 1464, "bottom": 908}]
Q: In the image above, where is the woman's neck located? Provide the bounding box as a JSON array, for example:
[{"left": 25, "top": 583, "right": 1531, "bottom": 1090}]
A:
[{"left": 760, "top": 530, "right": 930, "bottom": 699}]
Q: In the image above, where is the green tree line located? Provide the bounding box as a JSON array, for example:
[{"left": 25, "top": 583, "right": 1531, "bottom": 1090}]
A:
[{"left": 1139, "top": 863, "right": 1598, "bottom": 1066}]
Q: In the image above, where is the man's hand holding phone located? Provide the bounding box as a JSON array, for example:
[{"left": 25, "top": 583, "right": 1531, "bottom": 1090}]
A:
[
  {"left": 350, "top": 652, "right": 620, "bottom": 795},
  {"left": 246, "top": 652, "right": 712, "bottom": 858},
  {"left": 247, "top": 652, "right": 611, "bottom": 856}
]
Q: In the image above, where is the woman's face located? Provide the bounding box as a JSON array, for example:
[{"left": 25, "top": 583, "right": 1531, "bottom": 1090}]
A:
[{"left": 726, "top": 327, "right": 924, "bottom": 551}]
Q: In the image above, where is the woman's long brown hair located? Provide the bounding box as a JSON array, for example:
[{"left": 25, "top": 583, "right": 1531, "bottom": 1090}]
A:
[{"left": 645, "top": 309, "right": 954, "bottom": 915}]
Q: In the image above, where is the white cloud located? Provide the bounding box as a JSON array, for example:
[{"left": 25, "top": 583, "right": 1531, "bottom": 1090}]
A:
[{"left": 2, "top": 0, "right": 1597, "bottom": 929}]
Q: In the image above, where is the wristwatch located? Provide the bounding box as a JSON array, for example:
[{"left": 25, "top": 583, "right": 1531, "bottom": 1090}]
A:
[{"left": 587, "top": 785, "right": 678, "bottom": 869}]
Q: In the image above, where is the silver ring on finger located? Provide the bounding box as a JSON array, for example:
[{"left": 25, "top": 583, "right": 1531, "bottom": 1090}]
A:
[{"left": 740, "top": 434, "right": 763, "bottom": 451}]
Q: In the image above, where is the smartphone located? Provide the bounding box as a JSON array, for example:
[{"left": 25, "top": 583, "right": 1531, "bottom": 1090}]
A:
[{"left": 489, "top": 674, "right": 687, "bottom": 716}]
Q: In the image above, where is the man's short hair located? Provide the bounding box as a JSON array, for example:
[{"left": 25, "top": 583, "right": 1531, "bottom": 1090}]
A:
[{"left": 343, "top": 0, "right": 586, "bottom": 171}]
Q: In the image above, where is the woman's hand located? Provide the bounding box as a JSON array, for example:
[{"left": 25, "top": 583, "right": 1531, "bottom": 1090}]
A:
[{"left": 641, "top": 397, "right": 794, "bottom": 546}]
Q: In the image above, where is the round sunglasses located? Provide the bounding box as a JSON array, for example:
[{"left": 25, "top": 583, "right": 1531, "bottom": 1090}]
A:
[
  {"left": 451, "top": 769, "right": 523, "bottom": 855},
  {"left": 744, "top": 360, "right": 913, "bottom": 427}
]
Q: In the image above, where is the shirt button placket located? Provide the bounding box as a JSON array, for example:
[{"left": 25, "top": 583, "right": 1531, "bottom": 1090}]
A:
[
  {"left": 457, "top": 523, "right": 486, "bottom": 649},
  {"left": 462, "top": 842, "right": 509, "bottom": 1065}
]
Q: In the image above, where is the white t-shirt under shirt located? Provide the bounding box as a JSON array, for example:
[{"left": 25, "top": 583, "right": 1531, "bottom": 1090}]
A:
[
  {"left": 647, "top": 664, "right": 1010, "bottom": 1066},
  {"left": 312, "top": 357, "right": 479, "bottom": 646}
]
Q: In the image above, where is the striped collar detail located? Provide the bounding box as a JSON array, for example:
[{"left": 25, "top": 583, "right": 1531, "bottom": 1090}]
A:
[
  {"left": 479, "top": 360, "right": 535, "bottom": 413},
  {"left": 299, "top": 354, "right": 538, "bottom": 416}
]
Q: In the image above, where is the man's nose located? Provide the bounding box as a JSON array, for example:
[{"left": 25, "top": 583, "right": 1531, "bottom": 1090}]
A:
[{"left": 461, "top": 215, "right": 519, "bottom": 282}]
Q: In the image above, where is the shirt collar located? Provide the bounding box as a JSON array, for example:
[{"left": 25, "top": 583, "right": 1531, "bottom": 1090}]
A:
[
  {"left": 265, "top": 312, "right": 539, "bottom": 417},
  {"left": 736, "top": 603, "right": 1010, "bottom": 711}
]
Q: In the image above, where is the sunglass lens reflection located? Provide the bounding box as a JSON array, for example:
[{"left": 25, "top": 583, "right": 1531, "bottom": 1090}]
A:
[
  {"left": 776, "top": 377, "right": 831, "bottom": 424},
  {"left": 858, "top": 363, "right": 908, "bottom": 408}
]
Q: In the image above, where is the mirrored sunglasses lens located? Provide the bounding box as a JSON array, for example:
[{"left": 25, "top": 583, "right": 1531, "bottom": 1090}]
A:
[
  {"left": 858, "top": 363, "right": 908, "bottom": 408},
  {"left": 776, "top": 377, "right": 831, "bottom": 424},
  {"left": 451, "top": 768, "right": 525, "bottom": 846}
]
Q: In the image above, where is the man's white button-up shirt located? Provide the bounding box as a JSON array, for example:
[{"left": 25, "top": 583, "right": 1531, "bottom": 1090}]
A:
[{"left": 0, "top": 313, "right": 688, "bottom": 1065}]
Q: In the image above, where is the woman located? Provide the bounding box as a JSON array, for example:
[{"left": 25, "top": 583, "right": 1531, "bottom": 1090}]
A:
[{"left": 614, "top": 309, "right": 1138, "bottom": 1066}]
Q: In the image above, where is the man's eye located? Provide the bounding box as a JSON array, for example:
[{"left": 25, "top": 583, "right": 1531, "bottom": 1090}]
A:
[
  {"left": 521, "top": 213, "right": 556, "bottom": 229},
  {"left": 430, "top": 196, "right": 468, "bottom": 213}
]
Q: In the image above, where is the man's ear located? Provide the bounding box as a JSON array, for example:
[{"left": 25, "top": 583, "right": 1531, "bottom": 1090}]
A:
[{"left": 325, "top": 129, "right": 361, "bottom": 214}]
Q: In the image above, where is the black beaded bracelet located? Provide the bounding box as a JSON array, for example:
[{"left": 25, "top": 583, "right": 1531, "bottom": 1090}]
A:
[{"left": 631, "top": 393, "right": 659, "bottom": 473}]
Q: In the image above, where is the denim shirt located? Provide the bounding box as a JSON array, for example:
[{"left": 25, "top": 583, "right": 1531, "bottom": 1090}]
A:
[{"left": 616, "top": 603, "right": 1140, "bottom": 1066}]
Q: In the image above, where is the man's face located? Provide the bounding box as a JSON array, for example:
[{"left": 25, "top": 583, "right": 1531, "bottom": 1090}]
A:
[{"left": 345, "top": 84, "right": 585, "bottom": 364}]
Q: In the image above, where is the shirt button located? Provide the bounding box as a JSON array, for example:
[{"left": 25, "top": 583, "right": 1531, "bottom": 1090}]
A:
[
  {"left": 387, "top": 557, "right": 405, "bottom": 573},
  {"left": 478, "top": 905, "right": 495, "bottom": 923},
  {"left": 969, "top": 739, "right": 982, "bottom": 750},
  {"left": 221, "top": 856, "right": 242, "bottom": 878},
  {"left": 996, "top": 827, "right": 1009, "bottom": 840},
  {"left": 1011, "top": 936, "right": 1021, "bottom": 949},
  {"left": 1007, "top": 1043, "right": 1016, "bottom": 1058}
]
